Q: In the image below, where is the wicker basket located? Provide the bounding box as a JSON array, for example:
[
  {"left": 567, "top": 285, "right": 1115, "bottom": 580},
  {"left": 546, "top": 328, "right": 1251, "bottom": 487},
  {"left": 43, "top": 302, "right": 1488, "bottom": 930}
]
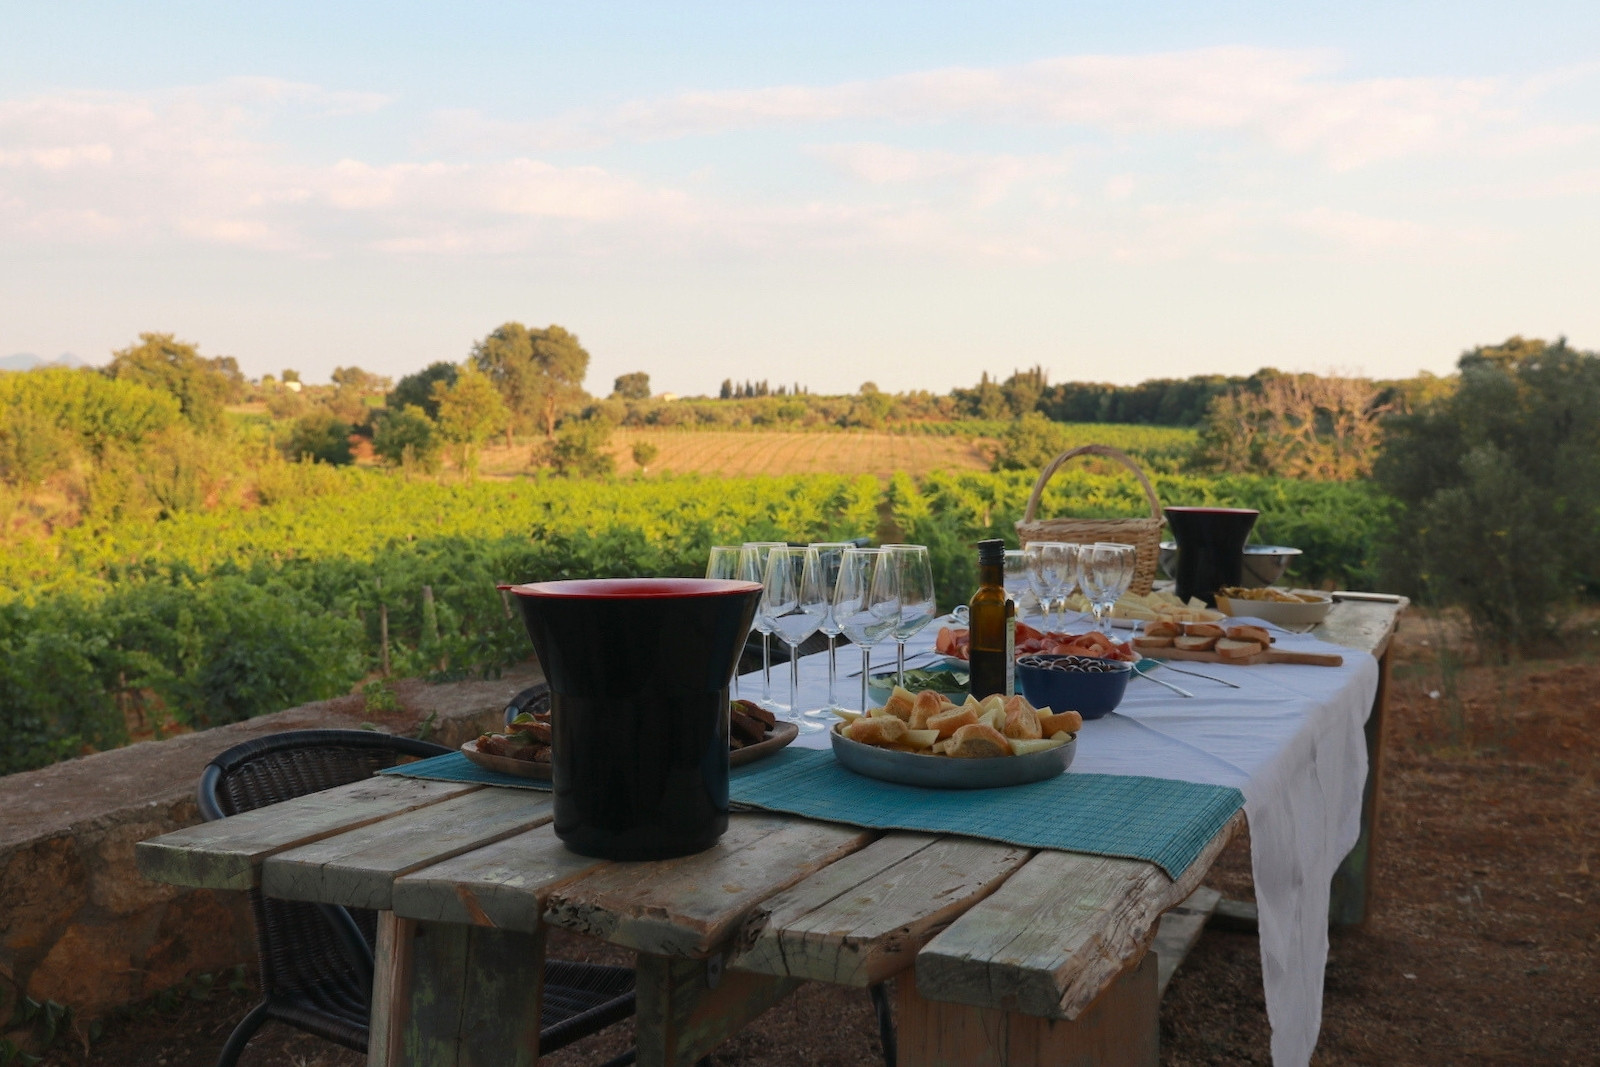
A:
[{"left": 1014, "top": 444, "right": 1165, "bottom": 596}]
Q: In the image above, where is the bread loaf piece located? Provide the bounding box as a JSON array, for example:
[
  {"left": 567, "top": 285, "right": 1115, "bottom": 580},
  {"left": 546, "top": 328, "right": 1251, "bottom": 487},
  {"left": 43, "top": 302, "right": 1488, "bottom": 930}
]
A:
[
  {"left": 1133, "top": 635, "right": 1174, "bottom": 649},
  {"left": 944, "top": 723, "right": 1013, "bottom": 759},
  {"left": 845, "top": 715, "right": 909, "bottom": 746},
  {"left": 1145, "top": 620, "right": 1182, "bottom": 638},
  {"left": 1226, "top": 624, "right": 1272, "bottom": 646},
  {"left": 1182, "top": 622, "right": 1226, "bottom": 639},
  {"left": 1215, "top": 638, "right": 1264, "bottom": 660},
  {"left": 1173, "top": 634, "right": 1219, "bottom": 651}
]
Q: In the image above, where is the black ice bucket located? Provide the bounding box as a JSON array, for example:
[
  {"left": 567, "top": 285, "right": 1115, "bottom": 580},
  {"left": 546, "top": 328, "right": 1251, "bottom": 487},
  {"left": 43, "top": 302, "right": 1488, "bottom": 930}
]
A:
[
  {"left": 502, "top": 578, "right": 762, "bottom": 860},
  {"left": 1164, "top": 506, "right": 1260, "bottom": 607}
]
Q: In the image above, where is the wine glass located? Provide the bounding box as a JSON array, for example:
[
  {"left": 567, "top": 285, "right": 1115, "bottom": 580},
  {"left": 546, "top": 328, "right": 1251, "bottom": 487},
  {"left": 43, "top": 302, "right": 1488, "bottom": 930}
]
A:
[
  {"left": 1003, "top": 549, "right": 1036, "bottom": 623},
  {"left": 833, "top": 547, "right": 898, "bottom": 712},
  {"left": 885, "top": 545, "right": 936, "bottom": 686},
  {"left": 1080, "top": 543, "right": 1134, "bottom": 631},
  {"left": 763, "top": 547, "right": 826, "bottom": 731},
  {"left": 706, "top": 545, "right": 760, "bottom": 698},
  {"left": 808, "top": 541, "right": 856, "bottom": 710},
  {"left": 1026, "top": 542, "right": 1075, "bottom": 631},
  {"left": 743, "top": 541, "right": 787, "bottom": 706},
  {"left": 1094, "top": 542, "right": 1137, "bottom": 626}
]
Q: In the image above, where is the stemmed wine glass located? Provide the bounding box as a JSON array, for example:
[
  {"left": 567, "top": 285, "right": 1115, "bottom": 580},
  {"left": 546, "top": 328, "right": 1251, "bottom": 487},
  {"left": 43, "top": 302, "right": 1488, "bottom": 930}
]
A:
[
  {"left": 762, "top": 547, "right": 828, "bottom": 732},
  {"left": 1026, "top": 542, "right": 1076, "bottom": 631},
  {"left": 1080, "top": 543, "right": 1135, "bottom": 630},
  {"left": 1003, "top": 549, "right": 1035, "bottom": 624},
  {"left": 832, "top": 547, "right": 898, "bottom": 712},
  {"left": 706, "top": 544, "right": 760, "bottom": 699},
  {"left": 743, "top": 541, "right": 787, "bottom": 707},
  {"left": 884, "top": 545, "right": 936, "bottom": 685},
  {"left": 808, "top": 541, "right": 856, "bottom": 710}
]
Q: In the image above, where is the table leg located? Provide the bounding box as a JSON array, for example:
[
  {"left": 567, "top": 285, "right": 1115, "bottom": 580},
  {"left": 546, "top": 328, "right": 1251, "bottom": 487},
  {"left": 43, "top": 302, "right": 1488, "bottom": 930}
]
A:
[
  {"left": 635, "top": 952, "right": 801, "bottom": 1067},
  {"left": 894, "top": 952, "right": 1157, "bottom": 1067},
  {"left": 369, "top": 911, "right": 546, "bottom": 1067},
  {"left": 1329, "top": 642, "right": 1393, "bottom": 928}
]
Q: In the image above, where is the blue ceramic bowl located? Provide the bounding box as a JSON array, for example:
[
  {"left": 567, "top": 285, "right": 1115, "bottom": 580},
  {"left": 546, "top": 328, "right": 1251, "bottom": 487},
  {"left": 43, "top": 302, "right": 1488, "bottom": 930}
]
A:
[{"left": 1015, "top": 654, "right": 1133, "bottom": 720}]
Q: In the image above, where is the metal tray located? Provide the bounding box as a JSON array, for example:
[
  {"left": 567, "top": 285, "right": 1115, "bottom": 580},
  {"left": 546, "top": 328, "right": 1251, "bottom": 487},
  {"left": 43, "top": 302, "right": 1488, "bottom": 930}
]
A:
[{"left": 829, "top": 722, "right": 1075, "bottom": 789}]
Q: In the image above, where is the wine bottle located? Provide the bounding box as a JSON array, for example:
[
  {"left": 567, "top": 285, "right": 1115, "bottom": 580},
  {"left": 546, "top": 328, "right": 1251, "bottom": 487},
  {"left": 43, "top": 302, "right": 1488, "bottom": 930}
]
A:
[{"left": 967, "top": 538, "right": 1015, "bottom": 699}]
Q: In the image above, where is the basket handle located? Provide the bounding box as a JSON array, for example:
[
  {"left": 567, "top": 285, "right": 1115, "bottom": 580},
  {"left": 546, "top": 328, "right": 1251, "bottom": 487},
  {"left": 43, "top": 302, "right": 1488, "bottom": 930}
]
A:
[{"left": 1020, "top": 443, "right": 1163, "bottom": 524}]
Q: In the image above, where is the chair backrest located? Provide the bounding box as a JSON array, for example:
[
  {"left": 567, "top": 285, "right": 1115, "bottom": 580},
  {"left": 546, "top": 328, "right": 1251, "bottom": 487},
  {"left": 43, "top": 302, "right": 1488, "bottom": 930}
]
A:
[{"left": 198, "top": 729, "right": 450, "bottom": 1008}]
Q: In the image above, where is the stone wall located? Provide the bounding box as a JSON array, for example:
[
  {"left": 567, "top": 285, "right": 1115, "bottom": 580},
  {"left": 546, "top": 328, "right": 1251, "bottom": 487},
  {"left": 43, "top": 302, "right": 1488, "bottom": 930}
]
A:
[{"left": 0, "top": 665, "right": 542, "bottom": 1029}]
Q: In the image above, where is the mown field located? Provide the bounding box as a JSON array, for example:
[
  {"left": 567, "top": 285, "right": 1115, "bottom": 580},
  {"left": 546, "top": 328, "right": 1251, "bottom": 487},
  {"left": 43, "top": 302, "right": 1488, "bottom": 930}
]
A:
[{"left": 608, "top": 430, "right": 993, "bottom": 477}]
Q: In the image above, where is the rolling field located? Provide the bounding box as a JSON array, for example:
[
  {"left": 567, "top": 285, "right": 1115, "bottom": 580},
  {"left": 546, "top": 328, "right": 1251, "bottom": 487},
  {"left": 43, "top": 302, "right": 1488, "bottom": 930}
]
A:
[{"left": 611, "top": 430, "right": 994, "bottom": 477}]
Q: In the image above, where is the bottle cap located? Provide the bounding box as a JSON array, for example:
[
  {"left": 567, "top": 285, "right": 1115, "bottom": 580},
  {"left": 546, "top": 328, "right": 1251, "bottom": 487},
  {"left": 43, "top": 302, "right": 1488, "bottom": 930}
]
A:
[{"left": 977, "top": 538, "right": 1005, "bottom": 565}]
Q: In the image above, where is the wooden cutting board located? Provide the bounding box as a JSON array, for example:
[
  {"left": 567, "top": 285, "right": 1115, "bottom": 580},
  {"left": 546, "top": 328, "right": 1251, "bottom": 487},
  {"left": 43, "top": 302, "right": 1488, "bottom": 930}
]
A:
[{"left": 1142, "top": 646, "right": 1344, "bottom": 667}]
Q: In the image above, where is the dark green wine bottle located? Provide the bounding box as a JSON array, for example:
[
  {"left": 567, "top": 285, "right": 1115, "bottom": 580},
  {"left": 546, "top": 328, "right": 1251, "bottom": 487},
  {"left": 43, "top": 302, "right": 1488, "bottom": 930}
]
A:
[{"left": 967, "top": 539, "right": 1015, "bottom": 699}]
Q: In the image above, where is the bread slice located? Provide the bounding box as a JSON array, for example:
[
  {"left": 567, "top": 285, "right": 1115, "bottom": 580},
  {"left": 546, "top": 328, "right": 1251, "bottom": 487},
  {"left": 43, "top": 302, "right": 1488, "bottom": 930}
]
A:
[
  {"left": 908, "top": 689, "right": 951, "bottom": 730},
  {"left": 1002, "top": 701, "right": 1042, "bottom": 740},
  {"left": 1145, "top": 620, "right": 1182, "bottom": 638},
  {"left": 1182, "top": 622, "right": 1225, "bottom": 639},
  {"left": 1173, "top": 634, "right": 1219, "bottom": 651},
  {"left": 927, "top": 704, "right": 980, "bottom": 739},
  {"left": 883, "top": 686, "right": 917, "bottom": 721},
  {"left": 1226, "top": 624, "right": 1272, "bottom": 646},
  {"left": 945, "top": 723, "right": 1012, "bottom": 759},
  {"left": 1037, "top": 710, "right": 1084, "bottom": 735},
  {"left": 1214, "top": 638, "right": 1264, "bottom": 660},
  {"left": 1133, "top": 635, "right": 1174, "bottom": 650},
  {"left": 844, "top": 715, "right": 909, "bottom": 746}
]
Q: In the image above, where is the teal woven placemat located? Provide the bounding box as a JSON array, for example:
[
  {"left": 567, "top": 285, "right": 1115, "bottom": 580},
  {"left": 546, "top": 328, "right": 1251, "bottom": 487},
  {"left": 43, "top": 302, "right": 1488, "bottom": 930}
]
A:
[{"left": 381, "top": 749, "right": 1241, "bottom": 878}]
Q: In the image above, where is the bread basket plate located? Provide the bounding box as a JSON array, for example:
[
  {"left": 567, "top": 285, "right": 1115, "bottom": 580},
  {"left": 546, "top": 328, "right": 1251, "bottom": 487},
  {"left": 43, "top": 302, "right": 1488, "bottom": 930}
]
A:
[
  {"left": 732, "top": 720, "right": 800, "bottom": 766},
  {"left": 829, "top": 722, "right": 1075, "bottom": 789},
  {"left": 462, "top": 720, "right": 798, "bottom": 780},
  {"left": 1215, "top": 592, "right": 1333, "bottom": 628},
  {"left": 461, "top": 739, "right": 551, "bottom": 779}
]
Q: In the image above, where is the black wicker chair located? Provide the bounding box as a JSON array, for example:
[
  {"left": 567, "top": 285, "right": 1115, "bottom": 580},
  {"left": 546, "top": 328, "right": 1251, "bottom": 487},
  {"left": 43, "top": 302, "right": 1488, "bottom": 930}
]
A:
[
  {"left": 505, "top": 687, "right": 897, "bottom": 1067},
  {"left": 198, "top": 728, "right": 638, "bottom": 1067}
]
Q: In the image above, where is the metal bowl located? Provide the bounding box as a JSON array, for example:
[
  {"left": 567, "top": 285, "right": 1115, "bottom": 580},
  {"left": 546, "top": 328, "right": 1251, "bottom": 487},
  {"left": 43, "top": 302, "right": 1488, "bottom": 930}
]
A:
[{"left": 1158, "top": 541, "right": 1302, "bottom": 588}]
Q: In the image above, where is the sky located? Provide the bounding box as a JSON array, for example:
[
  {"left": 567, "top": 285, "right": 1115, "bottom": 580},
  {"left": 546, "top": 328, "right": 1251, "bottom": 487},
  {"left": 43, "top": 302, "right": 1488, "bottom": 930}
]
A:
[{"left": 2, "top": 2, "right": 1599, "bottom": 396}]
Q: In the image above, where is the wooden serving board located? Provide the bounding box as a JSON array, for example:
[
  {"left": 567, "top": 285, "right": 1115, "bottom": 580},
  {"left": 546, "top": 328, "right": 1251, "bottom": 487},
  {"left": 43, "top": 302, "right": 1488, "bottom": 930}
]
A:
[
  {"left": 460, "top": 720, "right": 799, "bottom": 780},
  {"left": 1141, "top": 646, "right": 1343, "bottom": 667}
]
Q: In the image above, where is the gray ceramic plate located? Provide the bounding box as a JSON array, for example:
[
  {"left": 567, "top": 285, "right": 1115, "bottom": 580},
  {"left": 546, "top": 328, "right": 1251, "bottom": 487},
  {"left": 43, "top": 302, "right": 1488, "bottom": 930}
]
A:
[{"left": 829, "top": 722, "right": 1075, "bottom": 789}]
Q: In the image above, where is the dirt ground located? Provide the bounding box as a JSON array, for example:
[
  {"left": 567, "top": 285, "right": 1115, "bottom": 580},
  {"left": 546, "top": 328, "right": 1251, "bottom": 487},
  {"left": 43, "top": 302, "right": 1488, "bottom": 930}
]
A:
[{"left": 32, "top": 611, "right": 1599, "bottom": 1066}]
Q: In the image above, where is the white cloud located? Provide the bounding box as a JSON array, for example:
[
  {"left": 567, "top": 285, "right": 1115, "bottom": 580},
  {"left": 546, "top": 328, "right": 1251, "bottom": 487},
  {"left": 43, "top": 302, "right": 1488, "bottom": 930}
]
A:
[{"left": 503, "top": 48, "right": 1588, "bottom": 169}]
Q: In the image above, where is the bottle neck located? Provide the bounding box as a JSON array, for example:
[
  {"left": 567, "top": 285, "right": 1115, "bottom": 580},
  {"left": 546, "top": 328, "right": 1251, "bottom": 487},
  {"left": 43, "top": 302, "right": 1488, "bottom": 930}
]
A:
[{"left": 977, "top": 560, "right": 1003, "bottom": 588}]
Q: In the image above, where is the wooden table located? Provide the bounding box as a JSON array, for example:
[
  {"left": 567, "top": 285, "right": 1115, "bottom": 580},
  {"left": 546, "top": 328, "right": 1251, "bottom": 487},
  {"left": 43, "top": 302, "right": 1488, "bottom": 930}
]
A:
[{"left": 137, "top": 599, "right": 1403, "bottom": 1067}]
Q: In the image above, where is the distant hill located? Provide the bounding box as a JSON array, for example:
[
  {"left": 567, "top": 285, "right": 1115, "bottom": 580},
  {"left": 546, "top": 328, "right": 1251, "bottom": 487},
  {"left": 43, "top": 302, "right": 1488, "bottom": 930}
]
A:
[{"left": 0, "top": 353, "right": 89, "bottom": 371}]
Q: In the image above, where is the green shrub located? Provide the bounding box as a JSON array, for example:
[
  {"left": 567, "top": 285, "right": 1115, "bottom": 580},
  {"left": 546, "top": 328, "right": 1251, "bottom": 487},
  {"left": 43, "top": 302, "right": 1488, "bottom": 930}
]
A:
[{"left": 1376, "top": 337, "right": 1600, "bottom": 649}]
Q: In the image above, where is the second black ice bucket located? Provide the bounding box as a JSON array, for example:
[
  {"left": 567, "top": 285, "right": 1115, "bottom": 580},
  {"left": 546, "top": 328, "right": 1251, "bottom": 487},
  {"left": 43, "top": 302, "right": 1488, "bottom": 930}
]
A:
[{"left": 503, "top": 577, "right": 762, "bottom": 860}]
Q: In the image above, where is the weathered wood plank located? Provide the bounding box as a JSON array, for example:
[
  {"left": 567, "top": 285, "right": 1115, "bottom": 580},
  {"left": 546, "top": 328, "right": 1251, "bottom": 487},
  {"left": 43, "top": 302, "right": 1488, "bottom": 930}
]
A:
[
  {"left": 391, "top": 823, "right": 607, "bottom": 932},
  {"left": 1315, "top": 599, "right": 1405, "bottom": 659},
  {"left": 137, "top": 777, "right": 481, "bottom": 892},
  {"left": 1330, "top": 630, "right": 1397, "bottom": 928},
  {"left": 1152, "top": 886, "right": 1221, "bottom": 998},
  {"left": 366, "top": 915, "right": 544, "bottom": 1067},
  {"left": 916, "top": 812, "right": 1242, "bottom": 1020},
  {"left": 263, "top": 788, "right": 553, "bottom": 910},
  {"left": 732, "top": 833, "right": 1031, "bottom": 987},
  {"left": 368, "top": 912, "right": 414, "bottom": 1067},
  {"left": 635, "top": 952, "right": 800, "bottom": 1067},
  {"left": 895, "top": 951, "right": 1158, "bottom": 1067},
  {"left": 545, "top": 813, "right": 875, "bottom": 958}
]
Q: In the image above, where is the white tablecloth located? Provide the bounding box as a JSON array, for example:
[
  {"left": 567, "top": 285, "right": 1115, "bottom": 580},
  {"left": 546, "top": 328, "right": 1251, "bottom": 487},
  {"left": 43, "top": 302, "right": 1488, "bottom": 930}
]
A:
[{"left": 742, "top": 612, "right": 1378, "bottom": 1067}]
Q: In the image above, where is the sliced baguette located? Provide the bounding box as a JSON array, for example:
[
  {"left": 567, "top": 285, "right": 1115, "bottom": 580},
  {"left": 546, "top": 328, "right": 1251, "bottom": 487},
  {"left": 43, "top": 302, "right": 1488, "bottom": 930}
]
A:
[
  {"left": 1214, "top": 637, "right": 1264, "bottom": 660},
  {"left": 1173, "top": 634, "right": 1219, "bottom": 652},
  {"left": 1225, "top": 624, "right": 1272, "bottom": 646},
  {"left": 1182, "top": 622, "right": 1226, "bottom": 639},
  {"left": 945, "top": 723, "right": 1013, "bottom": 759},
  {"left": 1133, "top": 635, "right": 1174, "bottom": 650},
  {"left": 1144, "top": 620, "right": 1182, "bottom": 638}
]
